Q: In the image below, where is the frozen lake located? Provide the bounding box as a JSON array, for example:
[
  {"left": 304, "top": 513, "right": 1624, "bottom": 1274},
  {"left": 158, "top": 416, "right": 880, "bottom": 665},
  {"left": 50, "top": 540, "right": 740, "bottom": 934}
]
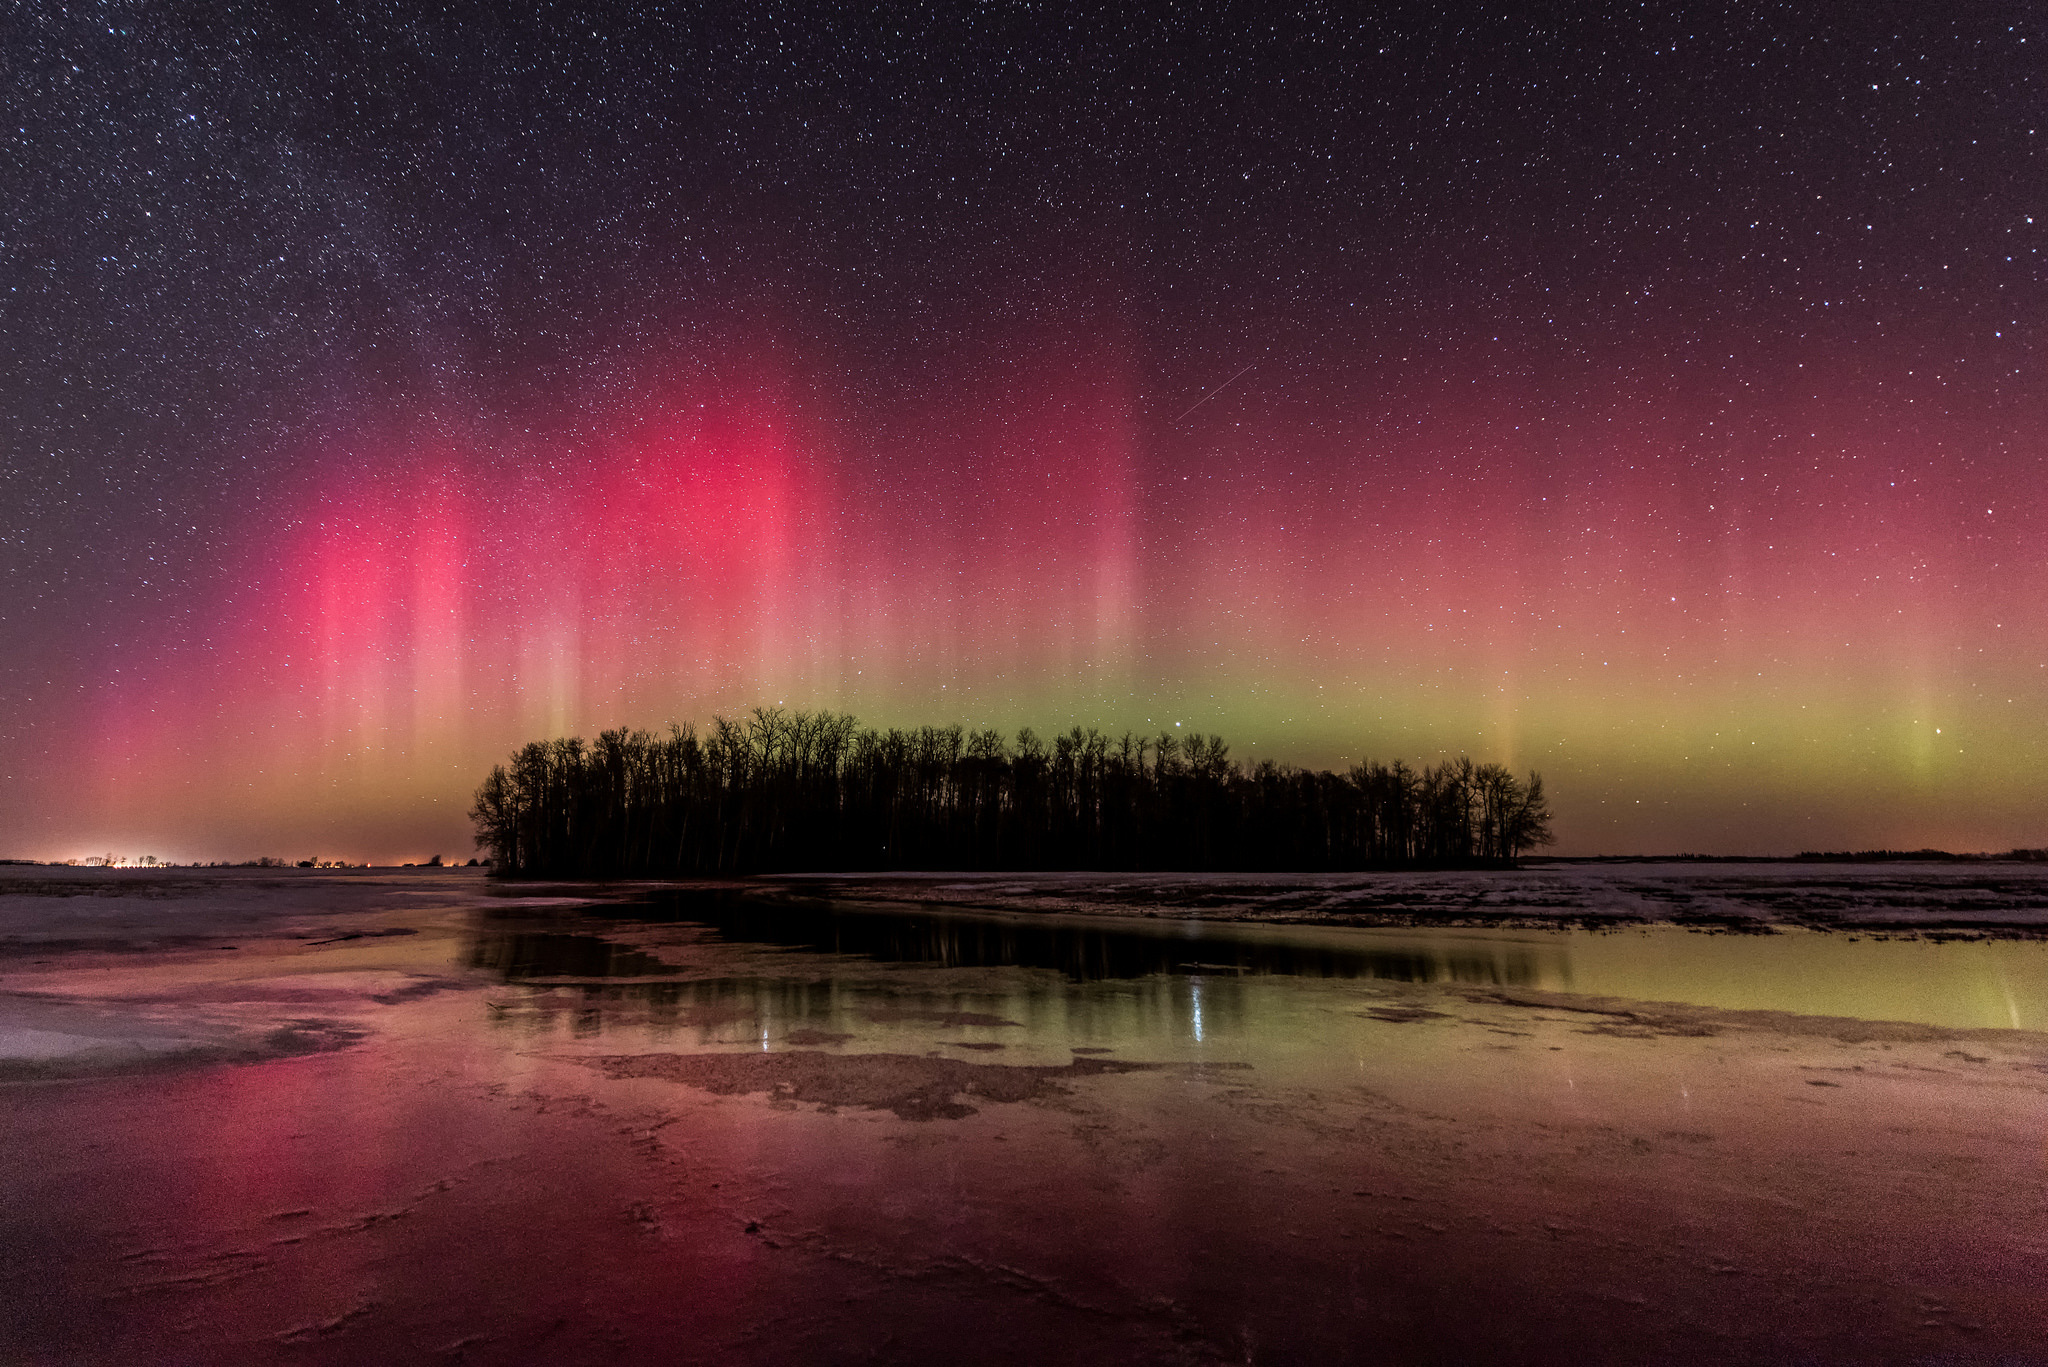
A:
[{"left": 4, "top": 865, "right": 2047, "bottom": 1363}]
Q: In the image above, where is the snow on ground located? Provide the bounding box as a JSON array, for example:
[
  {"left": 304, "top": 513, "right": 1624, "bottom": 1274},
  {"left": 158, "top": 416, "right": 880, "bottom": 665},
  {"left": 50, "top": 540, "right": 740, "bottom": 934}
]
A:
[
  {"left": 0, "top": 867, "right": 494, "bottom": 1076},
  {"left": 0, "top": 864, "right": 495, "bottom": 950},
  {"left": 776, "top": 860, "right": 2048, "bottom": 931}
]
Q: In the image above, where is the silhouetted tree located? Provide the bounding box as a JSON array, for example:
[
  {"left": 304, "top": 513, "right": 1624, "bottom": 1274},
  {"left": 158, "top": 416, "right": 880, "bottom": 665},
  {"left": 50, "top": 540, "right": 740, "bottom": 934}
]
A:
[{"left": 467, "top": 708, "right": 1556, "bottom": 877}]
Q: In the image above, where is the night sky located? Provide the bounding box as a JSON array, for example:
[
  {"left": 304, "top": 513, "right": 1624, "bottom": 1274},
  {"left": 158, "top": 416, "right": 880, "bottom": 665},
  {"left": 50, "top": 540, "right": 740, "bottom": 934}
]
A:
[{"left": 3, "top": 2, "right": 2042, "bottom": 862}]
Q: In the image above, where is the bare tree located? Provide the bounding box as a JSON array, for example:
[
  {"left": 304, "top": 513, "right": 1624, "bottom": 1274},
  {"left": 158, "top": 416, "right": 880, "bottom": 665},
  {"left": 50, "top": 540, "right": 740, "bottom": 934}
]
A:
[{"left": 468, "top": 711, "right": 1558, "bottom": 876}]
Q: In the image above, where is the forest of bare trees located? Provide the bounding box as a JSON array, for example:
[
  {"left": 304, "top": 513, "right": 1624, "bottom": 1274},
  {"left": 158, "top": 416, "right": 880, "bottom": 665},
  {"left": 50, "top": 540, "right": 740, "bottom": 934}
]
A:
[{"left": 469, "top": 709, "right": 1554, "bottom": 877}]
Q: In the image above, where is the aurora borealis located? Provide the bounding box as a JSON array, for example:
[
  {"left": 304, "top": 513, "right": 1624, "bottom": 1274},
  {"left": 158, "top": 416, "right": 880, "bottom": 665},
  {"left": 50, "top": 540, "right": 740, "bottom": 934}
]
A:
[{"left": 3, "top": 3, "right": 2042, "bottom": 861}]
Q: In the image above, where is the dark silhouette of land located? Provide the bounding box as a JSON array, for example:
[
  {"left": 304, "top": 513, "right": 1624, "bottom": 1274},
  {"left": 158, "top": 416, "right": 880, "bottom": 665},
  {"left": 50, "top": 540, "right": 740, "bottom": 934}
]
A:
[{"left": 469, "top": 708, "right": 1552, "bottom": 877}]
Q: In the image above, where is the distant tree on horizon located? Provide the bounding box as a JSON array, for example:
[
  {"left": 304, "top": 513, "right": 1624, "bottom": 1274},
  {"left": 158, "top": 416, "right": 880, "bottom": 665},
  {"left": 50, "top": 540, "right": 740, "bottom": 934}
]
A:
[{"left": 469, "top": 708, "right": 1555, "bottom": 878}]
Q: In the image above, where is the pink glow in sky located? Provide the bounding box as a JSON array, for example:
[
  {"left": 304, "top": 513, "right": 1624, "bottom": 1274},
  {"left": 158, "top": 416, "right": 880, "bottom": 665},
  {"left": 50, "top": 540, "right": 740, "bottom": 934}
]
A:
[
  {"left": 7, "top": 7, "right": 2042, "bottom": 863},
  {"left": 21, "top": 326, "right": 2044, "bottom": 864}
]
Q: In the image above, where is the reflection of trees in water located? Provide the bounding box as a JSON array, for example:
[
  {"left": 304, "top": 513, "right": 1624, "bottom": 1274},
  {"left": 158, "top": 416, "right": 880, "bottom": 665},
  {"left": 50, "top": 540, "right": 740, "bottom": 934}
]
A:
[
  {"left": 468, "top": 907, "right": 1553, "bottom": 989},
  {"left": 467, "top": 961, "right": 874, "bottom": 1040},
  {"left": 658, "top": 896, "right": 1551, "bottom": 986},
  {"left": 467, "top": 909, "right": 1553, "bottom": 992},
  {"left": 461, "top": 913, "right": 1561, "bottom": 1051},
  {"left": 464, "top": 930, "right": 676, "bottom": 980},
  {"left": 463, "top": 901, "right": 1555, "bottom": 1052}
]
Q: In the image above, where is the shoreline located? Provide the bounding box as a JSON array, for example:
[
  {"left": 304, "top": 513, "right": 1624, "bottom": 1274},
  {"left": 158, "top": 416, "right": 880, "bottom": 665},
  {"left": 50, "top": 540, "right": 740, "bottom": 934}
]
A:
[
  {"left": 10, "top": 860, "right": 2048, "bottom": 948},
  {"left": 749, "top": 862, "right": 2048, "bottom": 936}
]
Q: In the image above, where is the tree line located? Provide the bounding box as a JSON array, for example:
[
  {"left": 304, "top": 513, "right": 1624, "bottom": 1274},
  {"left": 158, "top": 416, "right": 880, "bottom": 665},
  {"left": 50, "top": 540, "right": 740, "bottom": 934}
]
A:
[{"left": 469, "top": 709, "right": 1554, "bottom": 877}]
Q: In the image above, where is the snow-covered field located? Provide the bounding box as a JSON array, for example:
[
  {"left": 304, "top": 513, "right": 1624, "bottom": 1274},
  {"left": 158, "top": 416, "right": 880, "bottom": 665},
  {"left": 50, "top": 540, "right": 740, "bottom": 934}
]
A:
[{"left": 777, "top": 859, "right": 2048, "bottom": 931}]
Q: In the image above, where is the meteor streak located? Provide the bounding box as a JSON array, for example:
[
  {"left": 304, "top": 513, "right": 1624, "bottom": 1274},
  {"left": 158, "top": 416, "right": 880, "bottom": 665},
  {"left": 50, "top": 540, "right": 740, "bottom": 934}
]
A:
[{"left": 1172, "top": 363, "right": 1257, "bottom": 422}]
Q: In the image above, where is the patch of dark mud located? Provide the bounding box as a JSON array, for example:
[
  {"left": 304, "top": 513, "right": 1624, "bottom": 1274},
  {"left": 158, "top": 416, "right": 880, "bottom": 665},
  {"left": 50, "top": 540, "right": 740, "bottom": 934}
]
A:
[
  {"left": 0, "top": 935, "right": 234, "bottom": 957},
  {"left": 1456, "top": 986, "right": 2048, "bottom": 1046},
  {"left": 1578, "top": 1020, "right": 1721, "bottom": 1039},
  {"left": 276, "top": 1301, "right": 379, "bottom": 1344},
  {"left": 1664, "top": 914, "right": 1778, "bottom": 935},
  {"left": 568, "top": 1048, "right": 1182, "bottom": 1120},
  {"left": 783, "top": 1028, "right": 854, "bottom": 1046},
  {"left": 118, "top": 976, "right": 460, "bottom": 1007},
  {"left": 305, "top": 927, "right": 418, "bottom": 945},
  {"left": 1457, "top": 989, "right": 1722, "bottom": 1038},
  {"left": 257, "top": 1020, "right": 368, "bottom": 1055},
  {"left": 1359, "top": 1006, "right": 1452, "bottom": 1023},
  {"left": 860, "top": 1007, "right": 1022, "bottom": 1028},
  {"left": 1902, "top": 922, "right": 2048, "bottom": 941},
  {"left": 367, "top": 976, "right": 460, "bottom": 1005}
]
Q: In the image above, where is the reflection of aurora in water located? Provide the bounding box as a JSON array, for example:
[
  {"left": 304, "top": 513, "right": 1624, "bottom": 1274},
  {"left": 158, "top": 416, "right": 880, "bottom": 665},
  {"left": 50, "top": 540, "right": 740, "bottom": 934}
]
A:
[
  {"left": 16, "top": 879, "right": 2048, "bottom": 1365},
  {"left": 460, "top": 960, "right": 1322, "bottom": 1059},
  {"left": 462, "top": 897, "right": 1567, "bottom": 1057},
  {"left": 465, "top": 890, "right": 2048, "bottom": 1034}
]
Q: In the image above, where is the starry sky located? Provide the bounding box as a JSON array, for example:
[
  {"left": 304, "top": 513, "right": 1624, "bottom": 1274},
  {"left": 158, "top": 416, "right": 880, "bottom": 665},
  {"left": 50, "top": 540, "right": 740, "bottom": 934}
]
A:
[{"left": 3, "top": 2, "right": 2042, "bottom": 862}]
